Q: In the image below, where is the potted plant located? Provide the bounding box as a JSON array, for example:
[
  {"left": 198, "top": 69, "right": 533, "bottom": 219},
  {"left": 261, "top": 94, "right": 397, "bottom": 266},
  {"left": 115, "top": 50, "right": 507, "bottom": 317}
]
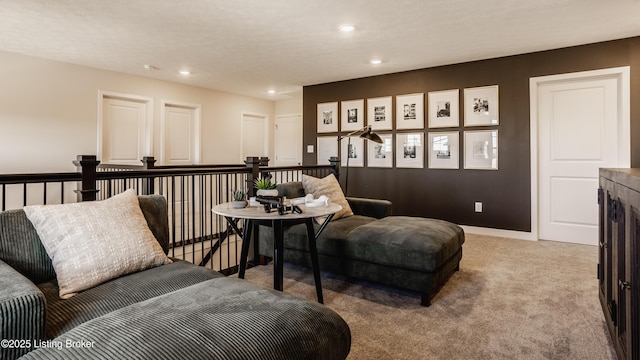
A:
[
  {"left": 231, "top": 189, "right": 248, "bottom": 208},
  {"left": 254, "top": 177, "right": 278, "bottom": 197}
]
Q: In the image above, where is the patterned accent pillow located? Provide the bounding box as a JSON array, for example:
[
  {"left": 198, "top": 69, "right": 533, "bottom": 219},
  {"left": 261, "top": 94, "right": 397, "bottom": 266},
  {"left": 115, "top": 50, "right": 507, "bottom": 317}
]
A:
[
  {"left": 23, "top": 189, "right": 171, "bottom": 299},
  {"left": 302, "top": 174, "right": 353, "bottom": 221}
]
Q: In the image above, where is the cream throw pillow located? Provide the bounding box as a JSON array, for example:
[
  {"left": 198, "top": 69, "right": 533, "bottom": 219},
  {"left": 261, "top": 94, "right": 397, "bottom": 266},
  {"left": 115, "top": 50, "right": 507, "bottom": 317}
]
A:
[
  {"left": 23, "top": 189, "right": 171, "bottom": 299},
  {"left": 302, "top": 174, "right": 353, "bottom": 220}
]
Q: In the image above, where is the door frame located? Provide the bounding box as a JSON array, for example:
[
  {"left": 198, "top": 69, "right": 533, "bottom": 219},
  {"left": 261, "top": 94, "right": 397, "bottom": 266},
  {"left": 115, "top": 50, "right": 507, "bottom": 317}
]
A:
[
  {"left": 97, "top": 90, "right": 153, "bottom": 163},
  {"left": 529, "top": 66, "right": 630, "bottom": 241},
  {"left": 160, "top": 99, "right": 202, "bottom": 165},
  {"left": 240, "top": 112, "right": 270, "bottom": 162}
]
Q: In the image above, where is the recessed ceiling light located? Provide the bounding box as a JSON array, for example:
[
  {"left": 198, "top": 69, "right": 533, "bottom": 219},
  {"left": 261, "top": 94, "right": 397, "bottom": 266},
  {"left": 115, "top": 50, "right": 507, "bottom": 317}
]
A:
[
  {"left": 268, "top": 89, "right": 276, "bottom": 95},
  {"left": 370, "top": 59, "right": 382, "bottom": 65},
  {"left": 338, "top": 24, "right": 355, "bottom": 32},
  {"left": 179, "top": 70, "right": 191, "bottom": 75},
  {"left": 143, "top": 64, "right": 154, "bottom": 71}
]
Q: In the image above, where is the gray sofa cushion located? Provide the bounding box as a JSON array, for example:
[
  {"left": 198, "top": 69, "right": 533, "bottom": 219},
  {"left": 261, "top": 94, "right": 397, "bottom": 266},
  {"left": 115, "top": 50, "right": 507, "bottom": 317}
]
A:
[
  {"left": 137, "top": 195, "right": 171, "bottom": 254},
  {"left": 346, "top": 216, "right": 465, "bottom": 272},
  {"left": 277, "top": 181, "right": 306, "bottom": 198},
  {"left": 0, "top": 260, "right": 46, "bottom": 360},
  {"left": 38, "top": 260, "right": 222, "bottom": 339},
  {"left": 346, "top": 197, "right": 392, "bottom": 219},
  {"left": 0, "top": 209, "right": 55, "bottom": 284},
  {"left": 23, "top": 277, "right": 351, "bottom": 360}
]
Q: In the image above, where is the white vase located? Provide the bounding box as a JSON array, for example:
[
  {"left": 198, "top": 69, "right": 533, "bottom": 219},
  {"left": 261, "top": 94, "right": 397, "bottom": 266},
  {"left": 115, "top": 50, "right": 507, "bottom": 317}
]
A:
[
  {"left": 256, "top": 189, "right": 278, "bottom": 197},
  {"left": 231, "top": 200, "right": 248, "bottom": 209}
]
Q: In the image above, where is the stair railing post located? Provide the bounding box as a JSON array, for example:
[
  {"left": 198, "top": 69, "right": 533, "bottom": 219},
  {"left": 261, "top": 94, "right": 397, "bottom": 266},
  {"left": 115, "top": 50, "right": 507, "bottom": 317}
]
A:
[
  {"left": 73, "top": 155, "right": 100, "bottom": 202},
  {"left": 141, "top": 156, "right": 156, "bottom": 195},
  {"left": 141, "top": 156, "right": 156, "bottom": 170},
  {"left": 329, "top": 156, "right": 340, "bottom": 181},
  {"left": 258, "top": 157, "right": 272, "bottom": 185},
  {"left": 245, "top": 157, "right": 262, "bottom": 198}
]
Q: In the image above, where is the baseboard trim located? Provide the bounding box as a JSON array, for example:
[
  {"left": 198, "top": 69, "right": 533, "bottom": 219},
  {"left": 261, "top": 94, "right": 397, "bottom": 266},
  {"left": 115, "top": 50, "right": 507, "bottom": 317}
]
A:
[{"left": 460, "top": 225, "right": 537, "bottom": 241}]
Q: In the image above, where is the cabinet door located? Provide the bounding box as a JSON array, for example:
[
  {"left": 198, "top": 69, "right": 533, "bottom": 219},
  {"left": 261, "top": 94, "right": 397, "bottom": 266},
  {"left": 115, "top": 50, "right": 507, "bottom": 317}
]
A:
[
  {"left": 605, "top": 187, "right": 616, "bottom": 319},
  {"left": 615, "top": 185, "right": 629, "bottom": 358},
  {"left": 627, "top": 190, "right": 640, "bottom": 359},
  {"left": 599, "top": 186, "right": 606, "bottom": 297}
]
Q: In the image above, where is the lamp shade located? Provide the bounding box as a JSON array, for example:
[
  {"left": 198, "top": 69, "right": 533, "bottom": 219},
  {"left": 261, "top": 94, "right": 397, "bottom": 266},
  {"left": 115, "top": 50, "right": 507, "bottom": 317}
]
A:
[{"left": 360, "top": 128, "right": 383, "bottom": 144}]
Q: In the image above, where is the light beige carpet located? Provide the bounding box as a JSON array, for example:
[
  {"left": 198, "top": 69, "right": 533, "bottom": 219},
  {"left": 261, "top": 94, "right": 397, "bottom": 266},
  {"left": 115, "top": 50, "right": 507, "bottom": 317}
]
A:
[{"left": 243, "top": 233, "right": 617, "bottom": 360}]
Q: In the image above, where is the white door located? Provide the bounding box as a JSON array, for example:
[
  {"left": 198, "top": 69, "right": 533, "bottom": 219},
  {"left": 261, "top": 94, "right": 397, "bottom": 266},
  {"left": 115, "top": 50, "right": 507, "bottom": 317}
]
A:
[
  {"left": 274, "top": 114, "right": 302, "bottom": 166},
  {"left": 100, "top": 96, "right": 151, "bottom": 165},
  {"left": 160, "top": 102, "right": 202, "bottom": 247},
  {"left": 162, "top": 102, "right": 201, "bottom": 165},
  {"left": 533, "top": 67, "right": 630, "bottom": 245},
  {"left": 241, "top": 113, "right": 268, "bottom": 161}
]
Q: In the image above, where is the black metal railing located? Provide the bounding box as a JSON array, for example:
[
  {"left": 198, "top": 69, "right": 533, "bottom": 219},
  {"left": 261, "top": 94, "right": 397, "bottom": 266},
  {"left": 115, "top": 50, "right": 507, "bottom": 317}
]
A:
[
  {"left": 0, "top": 172, "right": 80, "bottom": 210},
  {"left": 0, "top": 155, "right": 338, "bottom": 274}
]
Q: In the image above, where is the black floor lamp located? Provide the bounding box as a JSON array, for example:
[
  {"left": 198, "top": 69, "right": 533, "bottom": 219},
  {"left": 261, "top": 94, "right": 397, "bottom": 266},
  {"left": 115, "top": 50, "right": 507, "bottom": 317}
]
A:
[{"left": 337, "top": 125, "right": 383, "bottom": 196}]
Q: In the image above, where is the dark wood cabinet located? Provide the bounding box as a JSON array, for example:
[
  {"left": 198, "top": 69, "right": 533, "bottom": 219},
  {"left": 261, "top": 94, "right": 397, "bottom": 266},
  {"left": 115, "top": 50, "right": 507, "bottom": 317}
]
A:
[{"left": 599, "top": 168, "right": 640, "bottom": 360}]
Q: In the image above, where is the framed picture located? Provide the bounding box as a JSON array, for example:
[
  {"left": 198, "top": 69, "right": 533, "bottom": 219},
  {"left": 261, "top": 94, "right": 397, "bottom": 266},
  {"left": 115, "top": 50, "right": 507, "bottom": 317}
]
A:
[
  {"left": 367, "top": 134, "right": 393, "bottom": 168},
  {"left": 428, "top": 131, "right": 459, "bottom": 169},
  {"left": 464, "top": 85, "right": 499, "bottom": 126},
  {"left": 428, "top": 89, "right": 459, "bottom": 128},
  {"left": 396, "top": 132, "right": 424, "bottom": 168},
  {"left": 340, "top": 137, "right": 364, "bottom": 167},
  {"left": 317, "top": 102, "right": 338, "bottom": 133},
  {"left": 317, "top": 136, "right": 338, "bottom": 165},
  {"left": 396, "top": 93, "right": 424, "bottom": 130},
  {"left": 367, "top": 96, "right": 393, "bottom": 130},
  {"left": 464, "top": 130, "right": 498, "bottom": 170},
  {"left": 341, "top": 99, "right": 364, "bottom": 132}
]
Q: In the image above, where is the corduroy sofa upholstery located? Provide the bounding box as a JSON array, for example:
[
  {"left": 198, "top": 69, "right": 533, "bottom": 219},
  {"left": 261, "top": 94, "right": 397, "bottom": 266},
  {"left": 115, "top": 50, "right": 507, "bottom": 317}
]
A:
[
  {"left": 0, "top": 195, "right": 351, "bottom": 360},
  {"left": 257, "top": 182, "right": 464, "bottom": 306}
]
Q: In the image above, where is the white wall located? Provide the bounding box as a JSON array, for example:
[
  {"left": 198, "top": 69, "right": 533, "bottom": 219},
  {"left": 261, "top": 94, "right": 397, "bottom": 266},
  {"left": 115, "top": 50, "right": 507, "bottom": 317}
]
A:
[
  {"left": 275, "top": 94, "right": 302, "bottom": 116},
  {"left": 0, "top": 50, "right": 276, "bottom": 173}
]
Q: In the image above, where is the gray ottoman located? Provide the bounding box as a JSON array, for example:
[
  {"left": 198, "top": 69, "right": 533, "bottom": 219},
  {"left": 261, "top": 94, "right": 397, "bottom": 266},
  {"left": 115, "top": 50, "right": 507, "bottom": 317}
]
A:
[
  {"left": 344, "top": 216, "right": 464, "bottom": 306},
  {"left": 345, "top": 216, "right": 464, "bottom": 306},
  {"left": 272, "top": 215, "right": 464, "bottom": 306}
]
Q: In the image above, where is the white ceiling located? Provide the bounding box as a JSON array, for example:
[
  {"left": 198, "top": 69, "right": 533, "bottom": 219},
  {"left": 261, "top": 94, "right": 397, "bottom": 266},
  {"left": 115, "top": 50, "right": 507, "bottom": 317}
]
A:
[{"left": 2, "top": 0, "right": 640, "bottom": 100}]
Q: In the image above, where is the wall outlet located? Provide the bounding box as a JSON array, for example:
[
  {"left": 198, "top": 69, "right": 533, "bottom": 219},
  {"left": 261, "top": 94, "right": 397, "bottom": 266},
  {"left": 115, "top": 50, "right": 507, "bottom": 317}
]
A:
[
  {"left": 307, "top": 145, "right": 314, "bottom": 153},
  {"left": 474, "top": 202, "right": 483, "bottom": 213}
]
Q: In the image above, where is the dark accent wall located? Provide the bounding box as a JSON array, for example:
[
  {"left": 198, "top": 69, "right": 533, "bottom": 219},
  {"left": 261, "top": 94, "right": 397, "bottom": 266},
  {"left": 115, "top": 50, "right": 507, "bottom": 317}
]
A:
[{"left": 303, "top": 37, "right": 640, "bottom": 232}]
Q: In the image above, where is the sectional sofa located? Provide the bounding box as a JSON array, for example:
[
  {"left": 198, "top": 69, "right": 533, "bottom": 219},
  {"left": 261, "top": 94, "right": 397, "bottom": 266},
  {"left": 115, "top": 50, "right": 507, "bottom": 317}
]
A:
[{"left": 0, "top": 190, "right": 350, "bottom": 360}]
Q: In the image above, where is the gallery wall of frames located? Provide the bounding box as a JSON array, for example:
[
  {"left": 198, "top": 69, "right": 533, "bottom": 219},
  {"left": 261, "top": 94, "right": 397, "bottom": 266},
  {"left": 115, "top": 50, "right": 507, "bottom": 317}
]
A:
[
  {"left": 302, "top": 37, "right": 640, "bottom": 232},
  {"left": 316, "top": 86, "right": 498, "bottom": 171}
]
